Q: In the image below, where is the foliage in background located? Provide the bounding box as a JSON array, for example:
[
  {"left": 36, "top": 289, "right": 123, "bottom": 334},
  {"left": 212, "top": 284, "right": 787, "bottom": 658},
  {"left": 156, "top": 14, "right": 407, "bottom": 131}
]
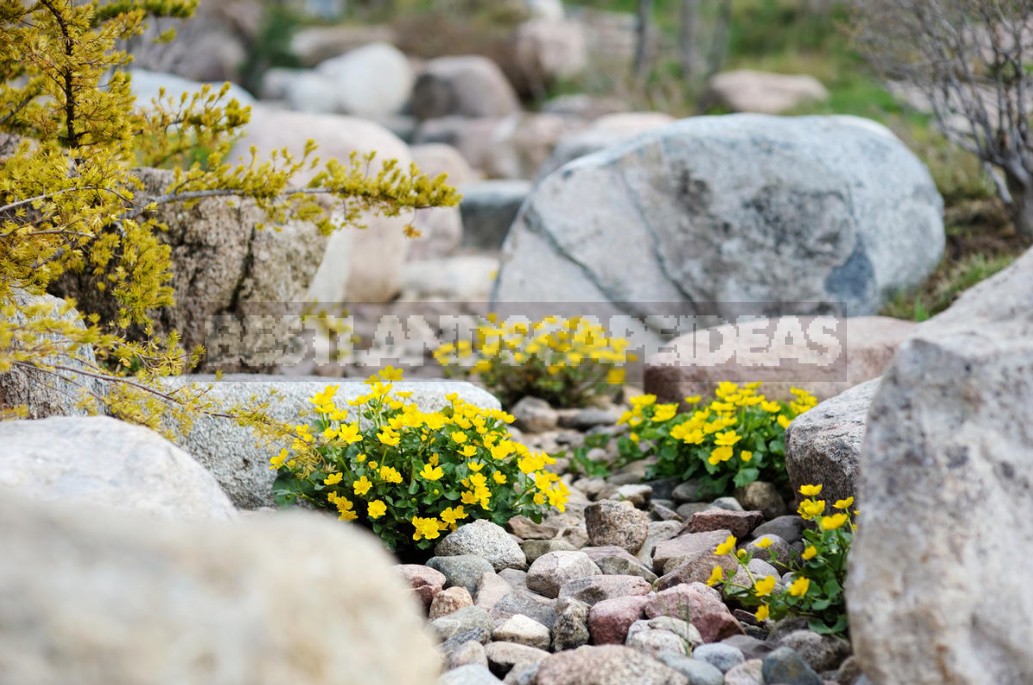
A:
[
  {"left": 271, "top": 368, "right": 569, "bottom": 555},
  {"left": 708, "top": 483, "right": 855, "bottom": 636},
  {"left": 434, "top": 315, "right": 633, "bottom": 408},
  {"left": 0, "top": 0, "right": 458, "bottom": 430},
  {"left": 240, "top": 2, "right": 304, "bottom": 96},
  {"left": 615, "top": 382, "right": 818, "bottom": 496}
]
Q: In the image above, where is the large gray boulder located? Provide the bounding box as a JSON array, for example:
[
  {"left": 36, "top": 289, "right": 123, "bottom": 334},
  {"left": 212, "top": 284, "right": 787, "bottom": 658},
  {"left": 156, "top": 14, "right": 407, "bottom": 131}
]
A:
[
  {"left": 0, "top": 489, "right": 440, "bottom": 685},
  {"left": 0, "top": 416, "right": 236, "bottom": 520},
  {"left": 494, "top": 115, "right": 944, "bottom": 321},
  {"left": 162, "top": 376, "right": 501, "bottom": 508},
  {"left": 848, "top": 248, "right": 1033, "bottom": 685},
  {"left": 536, "top": 112, "right": 675, "bottom": 179}
]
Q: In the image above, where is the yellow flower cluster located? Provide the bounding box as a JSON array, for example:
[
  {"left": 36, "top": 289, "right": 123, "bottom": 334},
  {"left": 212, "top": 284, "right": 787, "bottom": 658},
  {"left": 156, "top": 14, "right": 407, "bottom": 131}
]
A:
[
  {"left": 617, "top": 382, "right": 818, "bottom": 493},
  {"left": 434, "top": 315, "right": 634, "bottom": 407},
  {"left": 271, "top": 367, "right": 569, "bottom": 553}
]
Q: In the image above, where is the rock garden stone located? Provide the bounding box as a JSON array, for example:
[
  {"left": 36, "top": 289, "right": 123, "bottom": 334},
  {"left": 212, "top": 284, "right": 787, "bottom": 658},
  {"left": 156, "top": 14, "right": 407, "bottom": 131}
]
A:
[
  {"left": 491, "top": 590, "right": 558, "bottom": 629},
  {"left": 427, "top": 555, "right": 498, "bottom": 596},
  {"left": 397, "top": 564, "right": 447, "bottom": 611},
  {"left": 498, "top": 568, "right": 529, "bottom": 589},
  {"left": 414, "top": 116, "right": 503, "bottom": 174},
  {"left": 0, "top": 490, "right": 439, "bottom": 685},
  {"left": 671, "top": 481, "right": 710, "bottom": 504},
  {"left": 722, "top": 635, "right": 776, "bottom": 661},
  {"left": 536, "top": 645, "right": 689, "bottom": 685},
  {"left": 432, "top": 606, "right": 495, "bottom": 642},
  {"left": 646, "top": 316, "right": 913, "bottom": 406},
  {"left": 680, "top": 509, "right": 763, "bottom": 539},
  {"left": 637, "top": 520, "right": 684, "bottom": 567},
  {"left": 778, "top": 630, "right": 852, "bottom": 673},
  {"left": 589, "top": 551, "right": 658, "bottom": 583},
  {"left": 761, "top": 646, "right": 823, "bottom": 685},
  {"left": 552, "top": 598, "right": 591, "bottom": 651},
  {"left": 315, "top": 42, "right": 414, "bottom": 118},
  {"left": 447, "top": 641, "right": 490, "bottom": 670},
  {"left": 724, "top": 658, "right": 765, "bottom": 685},
  {"left": 588, "top": 595, "right": 650, "bottom": 645},
  {"left": 536, "top": 112, "right": 675, "bottom": 179},
  {"left": 411, "top": 56, "right": 521, "bottom": 120},
  {"left": 630, "top": 617, "right": 703, "bottom": 649},
  {"left": 436, "top": 520, "right": 527, "bottom": 572},
  {"left": 692, "top": 642, "right": 746, "bottom": 673},
  {"left": 585, "top": 500, "right": 649, "bottom": 553},
  {"left": 492, "top": 614, "right": 552, "bottom": 650},
  {"left": 784, "top": 376, "right": 881, "bottom": 504},
  {"left": 476, "top": 571, "right": 514, "bottom": 612},
  {"left": 605, "top": 483, "right": 653, "bottom": 507},
  {"left": 526, "top": 551, "right": 601, "bottom": 598},
  {"left": 742, "top": 534, "right": 796, "bottom": 566},
  {"left": 710, "top": 497, "right": 744, "bottom": 512},
  {"left": 644, "top": 583, "right": 743, "bottom": 643},
  {"left": 657, "top": 653, "right": 725, "bottom": 685},
  {"left": 284, "top": 70, "right": 340, "bottom": 113},
  {"left": 0, "top": 416, "right": 236, "bottom": 521},
  {"left": 558, "top": 575, "right": 652, "bottom": 606},
  {"left": 494, "top": 115, "right": 944, "bottom": 319},
  {"left": 228, "top": 105, "right": 412, "bottom": 304},
  {"left": 412, "top": 143, "right": 478, "bottom": 186},
  {"left": 441, "top": 663, "right": 503, "bottom": 685},
  {"left": 708, "top": 70, "right": 828, "bottom": 114},
  {"left": 484, "top": 641, "right": 550, "bottom": 677},
  {"left": 652, "top": 529, "right": 732, "bottom": 575},
  {"left": 522, "top": 539, "right": 578, "bottom": 564},
  {"left": 431, "top": 586, "right": 476, "bottom": 619},
  {"left": 441, "top": 627, "right": 492, "bottom": 651},
  {"left": 734, "top": 481, "right": 787, "bottom": 519},
  {"left": 510, "top": 396, "right": 559, "bottom": 434},
  {"left": 752, "top": 515, "right": 806, "bottom": 545},
  {"left": 626, "top": 627, "right": 692, "bottom": 659}
]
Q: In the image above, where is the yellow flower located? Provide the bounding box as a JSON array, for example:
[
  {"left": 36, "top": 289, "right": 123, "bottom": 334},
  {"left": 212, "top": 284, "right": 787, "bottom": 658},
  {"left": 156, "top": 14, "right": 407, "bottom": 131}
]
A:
[
  {"left": 820, "top": 513, "right": 849, "bottom": 531},
  {"left": 798, "top": 499, "right": 826, "bottom": 520},
  {"left": 335, "top": 495, "right": 357, "bottom": 522},
  {"left": 377, "top": 428, "right": 400, "bottom": 447},
  {"left": 834, "top": 496, "right": 855, "bottom": 510},
  {"left": 323, "top": 472, "right": 343, "bottom": 486},
  {"left": 493, "top": 472, "right": 507, "bottom": 485},
  {"left": 606, "top": 367, "right": 626, "bottom": 385},
  {"left": 755, "top": 604, "right": 770, "bottom": 621},
  {"left": 761, "top": 400, "right": 781, "bottom": 413},
  {"left": 367, "top": 499, "right": 387, "bottom": 519},
  {"left": 777, "top": 415, "right": 792, "bottom": 429},
  {"left": 706, "top": 565, "right": 724, "bottom": 587},
  {"left": 799, "top": 484, "right": 823, "bottom": 497},
  {"left": 451, "top": 431, "right": 468, "bottom": 444},
  {"left": 379, "top": 466, "right": 403, "bottom": 484},
  {"left": 353, "top": 476, "right": 373, "bottom": 496},
  {"left": 420, "top": 463, "right": 444, "bottom": 481},
  {"left": 355, "top": 453, "right": 367, "bottom": 463},
  {"left": 754, "top": 575, "right": 777, "bottom": 597},
  {"left": 802, "top": 545, "right": 818, "bottom": 561},
  {"left": 708, "top": 445, "right": 734, "bottom": 465},
  {"left": 740, "top": 450, "right": 753, "bottom": 463},
  {"left": 269, "top": 448, "right": 288, "bottom": 470},
  {"left": 652, "top": 403, "right": 679, "bottom": 422},
  {"left": 629, "top": 394, "right": 656, "bottom": 408},
  {"left": 715, "top": 534, "right": 737, "bottom": 556},
  {"left": 337, "top": 423, "right": 363, "bottom": 444},
  {"left": 684, "top": 395, "right": 702, "bottom": 405},
  {"left": 788, "top": 576, "right": 810, "bottom": 597},
  {"left": 379, "top": 366, "right": 404, "bottom": 381},
  {"left": 412, "top": 516, "right": 443, "bottom": 542},
  {"left": 468, "top": 461, "right": 484, "bottom": 473},
  {"left": 629, "top": 432, "right": 640, "bottom": 443},
  {"left": 440, "top": 505, "right": 467, "bottom": 527},
  {"left": 460, "top": 444, "right": 478, "bottom": 457},
  {"left": 755, "top": 536, "right": 773, "bottom": 550}
]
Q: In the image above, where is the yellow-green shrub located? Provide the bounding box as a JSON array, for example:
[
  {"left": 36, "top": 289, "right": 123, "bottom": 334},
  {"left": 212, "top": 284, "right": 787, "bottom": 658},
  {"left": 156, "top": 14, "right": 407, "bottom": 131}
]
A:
[
  {"left": 434, "top": 315, "right": 633, "bottom": 408},
  {"left": 615, "top": 382, "right": 818, "bottom": 495},
  {"left": 707, "top": 483, "right": 855, "bottom": 636},
  {"left": 271, "top": 368, "right": 569, "bottom": 555}
]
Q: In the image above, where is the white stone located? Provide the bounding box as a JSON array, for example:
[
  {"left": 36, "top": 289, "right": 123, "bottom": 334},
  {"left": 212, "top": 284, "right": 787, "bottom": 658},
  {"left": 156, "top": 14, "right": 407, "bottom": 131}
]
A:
[{"left": 316, "top": 42, "right": 415, "bottom": 118}]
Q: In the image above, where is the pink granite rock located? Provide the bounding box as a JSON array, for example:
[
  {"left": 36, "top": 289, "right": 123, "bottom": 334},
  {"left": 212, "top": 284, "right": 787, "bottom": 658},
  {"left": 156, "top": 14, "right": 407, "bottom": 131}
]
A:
[{"left": 588, "top": 595, "right": 651, "bottom": 645}]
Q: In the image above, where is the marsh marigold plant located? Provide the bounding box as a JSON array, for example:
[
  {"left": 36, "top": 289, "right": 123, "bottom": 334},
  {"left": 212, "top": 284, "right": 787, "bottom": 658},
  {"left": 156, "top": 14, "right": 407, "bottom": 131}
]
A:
[
  {"left": 616, "top": 382, "right": 818, "bottom": 495},
  {"left": 707, "top": 484, "right": 856, "bottom": 636},
  {"left": 270, "top": 368, "right": 569, "bottom": 554},
  {"left": 434, "top": 315, "right": 633, "bottom": 408}
]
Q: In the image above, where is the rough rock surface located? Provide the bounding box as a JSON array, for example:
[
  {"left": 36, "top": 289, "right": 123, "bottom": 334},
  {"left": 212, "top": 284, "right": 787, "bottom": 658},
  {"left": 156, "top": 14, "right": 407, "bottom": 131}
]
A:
[
  {"left": 229, "top": 106, "right": 414, "bottom": 304},
  {"left": 526, "top": 551, "right": 601, "bottom": 599},
  {"left": 535, "top": 645, "right": 689, "bottom": 685},
  {"left": 494, "top": 115, "right": 944, "bottom": 320},
  {"left": 850, "top": 248, "right": 1033, "bottom": 685},
  {"left": 161, "top": 377, "right": 499, "bottom": 508},
  {"left": 585, "top": 500, "right": 650, "bottom": 553},
  {"left": 784, "top": 377, "right": 881, "bottom": 503},
  {"left": 0, "top": 490, "right": 440, "bottom": 685},
  {"left": 0, "top": 416, "right": 236, "bottom": 520},
  {"left": 436, "top": 520, "right": 528, "bottom": 572},
  {"left": 646, "top": 316, "right": 915, "bottom": 404}
]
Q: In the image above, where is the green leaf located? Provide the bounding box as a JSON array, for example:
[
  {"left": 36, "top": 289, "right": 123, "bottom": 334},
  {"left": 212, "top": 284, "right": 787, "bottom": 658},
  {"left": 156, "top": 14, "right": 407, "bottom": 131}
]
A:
[{"left": 733, "top": 467, "right": 760, "bottom": 489}]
